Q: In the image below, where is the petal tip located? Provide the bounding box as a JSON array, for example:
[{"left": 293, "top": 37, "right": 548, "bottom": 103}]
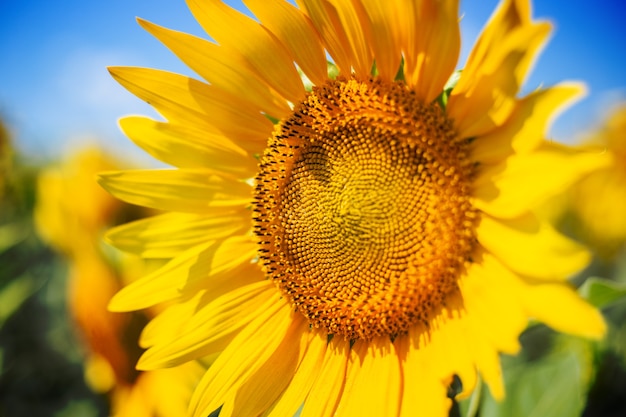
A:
[{"left": 107, "top": 290, "right": 133, "bottom": 312}]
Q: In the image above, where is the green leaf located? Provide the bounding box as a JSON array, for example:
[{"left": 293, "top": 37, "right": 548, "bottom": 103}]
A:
[
  {"left": 0, "top": 222, "right": 28, "bottom": 254},
  {"left": 578, "top": 277, "right": 626, "bottom": 308},
  {"left": 0, "top": 273, "right": 41, "bottom": 327},
  {"left": 54, "top": 400, "right": 100, "bottom": 417},
  {"left": 457, "top": 377, "right": 482, "bottom": 417},
  {"left": 480, "top": 352, "right": 587, "bottom": 417}
]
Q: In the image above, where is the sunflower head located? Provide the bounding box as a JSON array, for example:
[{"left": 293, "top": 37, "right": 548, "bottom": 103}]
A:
[{"left": 254, "top": 76, "right": 479, "bottom": 340}]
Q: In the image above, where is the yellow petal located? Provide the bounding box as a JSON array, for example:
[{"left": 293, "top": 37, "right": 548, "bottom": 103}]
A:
[
  {"left": 325, "top": 0, "right": 374, "bottom": 76},
  {"left": 472, "top": 142, "right": 612, "bottom": 218},
  {"left": 97, "top": 169, "right": 251, "bottom": 213},
  {"left": 401, "top": 0, "right": 460, "bottom": 102},
  {"left": 295, "top": 0, "right": 355, "bottom": 75},
  {"left": 138, "top": 281, "right": 277, "bottom": 370},
  {"left": 358, "top": 0, "right": 403, "bottom": 81},
  {"left": 243, "top": 0, "right": 328, "bottom": 86},
  {"left": 300, "top": 338, "right": 350, "bottom": 417},
  {"left": 137, "top": 18, "right": 290, "bottom": 118},
  {"left": 119, "top": 116, "right": 258, "bottom": 175},
  {"left": 220, "top": 319, "right": 311, "bottom": 417},
  {"left": 398, "top": 331, "right": 452, "bottom": 417},
  {"left": 335, "top": 338, "right": 401, "bottom": 416},
  {"left": 108, "top": 66, "right": 273, "bottom": 152},
  {"left": 519, "top": 278, "right": 606, "bottom": 339},
  {"left": 266, "top": 331, "right": 328, "bottom": 417},
  {"left": 109, "top": 243, "right": 209, "bottom": 311},
  {"left": 477, "top": 212, "right": 591, "bottom": 280},
  {"left": 425, "top": 309, "right": 477, "bottom": 399},
  {"left": 108, "top": 236, "right": 258, "bottom": 311},
  {"left": 188, "top": 301, "right": 298, "bottom": 417},
  {"left": 466, "top": 328, "right": 504, "bottom": 401},
  {"left": 438, "top": 310, "right": 505, "bottom": 401},
  {"left": 106, "top": 210, "right": 250, "bottom": 259},
  {"left": 186, "top": 0, "right": 304, "bottom": 104},
  {"left": 471, "top": 83, "right": 586, "bottom": 164},
  {"left": 483, "top": 253, "right": 607, "bottom": 340},
  {"left": 461, "top": 257, "right": 526, "bottom": 354},
  {"left": 449, "top": 0, "right": 551, "bottom": 137},
  {"left": 139, "top": 292, "right": 204, "bottom": 348},
  {"left": 427, "top": 289, "right": 506, "bottom": 402},
  {"left": 333, "top": 340, "right": 365, "bottom": 417}
]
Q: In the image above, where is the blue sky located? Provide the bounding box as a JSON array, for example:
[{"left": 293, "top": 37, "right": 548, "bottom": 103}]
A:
[{"left": 1, "top": 0, "right": 625, "bottom": 164}]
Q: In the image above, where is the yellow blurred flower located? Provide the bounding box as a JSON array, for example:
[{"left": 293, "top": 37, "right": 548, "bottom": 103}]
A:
[
  {"left": 35, "top": 146, "right": 201, "bottom": 416},
  {"left": 101, "top": 0, "right": 608, "bottom": 416},
  {"left": 570, "top": 104, "right": 626, "bottom": 257},
  {"left": 35, "top": 147, "right": 120, "bottom": 255}
]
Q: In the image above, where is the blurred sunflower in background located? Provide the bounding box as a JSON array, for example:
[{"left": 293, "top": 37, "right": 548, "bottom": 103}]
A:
[
  {"left": 568, "top": 104, "right": 626, "bottom": 260},
  {"left": 99, "top": 0, "right": 611, "bottom": 416},
  {"left": 34, "top": 147, "right": 202, "bottom": 417},
  {"left": 535, "top": 104, "right": 626, "bottom": 417}
]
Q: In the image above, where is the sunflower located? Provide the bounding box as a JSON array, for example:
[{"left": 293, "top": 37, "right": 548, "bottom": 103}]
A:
[
  {"left": 101, "top": 0, "right": 609, "bottom": 415},
  {"left": 35, "top": 147, "right": 202, "bottom": 417},
  {"left": 568, "top": 104, "right": 626, "bottom": 258}
]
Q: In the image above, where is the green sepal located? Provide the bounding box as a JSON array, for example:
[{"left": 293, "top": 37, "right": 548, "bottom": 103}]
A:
[
  {"left": 370, "top": 60, "right": 379, "bottom": 77},
  {"left": 394, "top": 57, "right": 405, "bottom": 82},
  {"left": 264, "top": 113, "right": 281, "bottom": 125},
  {"left": 436, "top": 69, "right": 462, "bottom": 110}
]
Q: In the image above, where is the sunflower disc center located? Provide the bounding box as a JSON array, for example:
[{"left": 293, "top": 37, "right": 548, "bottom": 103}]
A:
[{"left": 254, "top": 78, "right": 476, "bottom": 340}]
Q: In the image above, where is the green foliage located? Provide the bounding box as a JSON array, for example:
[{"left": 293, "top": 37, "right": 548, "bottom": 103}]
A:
[
  {"left": 0, "top": 142, "right": 108, "bottom": 416},
  {"left": 0, "top": 273, "right": 41, "bottom": 327},
  {"left": 458, "top": 378, "right": 482, "bottom": 417},
  {"left": 580, "top": 277, "right": 626, "bottom": 308},
  {"left": 480, "top": 350, "right": 588, "bottom": 417}
]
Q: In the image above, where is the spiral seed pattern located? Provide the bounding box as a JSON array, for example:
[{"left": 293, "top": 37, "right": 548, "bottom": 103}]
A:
[{"left": 253, "top": 77, "right": 477, "bottom": 340}]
